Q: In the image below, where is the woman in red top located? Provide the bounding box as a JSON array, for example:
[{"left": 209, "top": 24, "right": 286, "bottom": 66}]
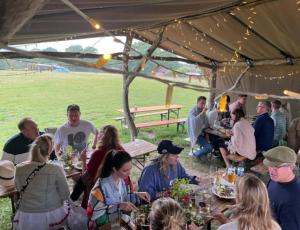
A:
[{"left": 70, "top": 125, "right": 123, "bottom": 208}]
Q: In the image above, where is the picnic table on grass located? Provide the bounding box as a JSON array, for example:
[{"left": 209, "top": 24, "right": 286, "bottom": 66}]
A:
[
  {"left": 121, "top": 139, "right": 157, "bottom": 170},
  {"left": 0, "top": 184, "right": 17, "bottom": 213},
  {"left": 115, "top": 105, "right": 185, "bottom": 131},
  {"left": 117, "top": 104, "right": 184, "bottom": 119}
]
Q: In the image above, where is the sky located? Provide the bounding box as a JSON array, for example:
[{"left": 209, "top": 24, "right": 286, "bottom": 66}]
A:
[{"left": 13, "top": 36, "right": 126, "bottom": 54}]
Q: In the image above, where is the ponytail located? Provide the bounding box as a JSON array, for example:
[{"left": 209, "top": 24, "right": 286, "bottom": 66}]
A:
[
  {"left": 30, "top": 134, "right": 53, "bottom": 163},
  {"left": 96, "top": 150, "right": 132, "bottom": 179}
]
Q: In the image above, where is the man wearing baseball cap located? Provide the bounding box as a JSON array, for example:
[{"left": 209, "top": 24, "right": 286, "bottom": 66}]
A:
[
  {"left": 263, "top": 146, "right": 300, "bottom": 230},
  {"left": 138, "top": 140, "right": 200, "bottom": 201}
]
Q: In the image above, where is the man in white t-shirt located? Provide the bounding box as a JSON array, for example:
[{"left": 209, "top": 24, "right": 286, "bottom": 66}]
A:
[{"left": 54, "top": 104, "right": 98, "bottom": 154}]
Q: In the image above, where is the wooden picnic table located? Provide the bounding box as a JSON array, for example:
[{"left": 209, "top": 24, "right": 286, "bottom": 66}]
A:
[
  {"left": 204, "top": 128, "right": 229, "bottom": 139},
  {"left": 117, "top": 104, "right": 184, "bottom": 120},
  {"left": 0, "top": 185, "right": 17, "bottom": 213},
  {"left": 122, "top": 139, "right": 157, "bottom": 170}
]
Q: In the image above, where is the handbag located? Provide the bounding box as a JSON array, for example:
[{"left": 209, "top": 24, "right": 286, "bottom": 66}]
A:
[{"left": 66, "top": 200, "right": 88, "bottom": 230}]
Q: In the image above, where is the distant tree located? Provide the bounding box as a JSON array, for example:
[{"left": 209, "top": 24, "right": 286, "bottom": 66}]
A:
[
  {"left": 83, "top": 46, "right": 98, "bottom": 54},
  {"left": 43, "top": 47, "right": 58, "bottom": 52},
  {"left": 65, "top": 45, "right": 84, "bottom": 53},
  {"left": 130, "top": 40, "right": 184, "bottom": 74}
]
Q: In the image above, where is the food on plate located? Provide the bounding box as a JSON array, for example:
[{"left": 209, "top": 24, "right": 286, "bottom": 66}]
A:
[{"left": 215, "top": 184, "right": 235, "bottom": 198}]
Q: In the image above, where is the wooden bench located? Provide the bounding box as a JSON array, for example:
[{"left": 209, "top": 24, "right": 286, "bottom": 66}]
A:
[
  {"left": 250, "top": 162, "right": 268, "bottom": 176},
  {"left": 227, "top": 154, "right": 247, "bottom": 166},
  {"left": 113, "top": 111, "right": 168, "bottom": 126},
  {"left": 125, "top": 118, "right": 186, "bottom": 132}
]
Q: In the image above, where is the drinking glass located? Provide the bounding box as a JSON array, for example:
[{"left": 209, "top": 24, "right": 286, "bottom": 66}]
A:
[{"left": 227, "top": 167, "right": 236, "bottom": 183}]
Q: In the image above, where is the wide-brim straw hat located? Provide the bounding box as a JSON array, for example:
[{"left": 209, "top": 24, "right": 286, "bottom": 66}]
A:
[{"left": 0, "top": 160, "right": 15, "bottom": 187}]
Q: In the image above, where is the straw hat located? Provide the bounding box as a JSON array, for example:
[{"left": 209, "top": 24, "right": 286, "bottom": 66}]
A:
[{"left": 0, "top": 160, "right": 15, "bottom": 186}]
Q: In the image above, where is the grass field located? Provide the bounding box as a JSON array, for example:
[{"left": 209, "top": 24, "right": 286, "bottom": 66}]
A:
[{"left": 0, "top": 70, "right": 210, "bottom": 229}]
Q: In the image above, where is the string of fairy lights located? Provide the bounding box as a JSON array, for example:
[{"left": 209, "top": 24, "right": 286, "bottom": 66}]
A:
[
  {"left": 132, "top": 1, "right": 300, "bottom": 83},
  {"left": 3, "top": 0, "right": 300, "bottom": 89}
]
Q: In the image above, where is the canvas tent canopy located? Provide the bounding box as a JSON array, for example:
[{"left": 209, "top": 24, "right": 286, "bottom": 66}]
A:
[{"left": 0, "top": 0, "right": 300, "bottom": 117}]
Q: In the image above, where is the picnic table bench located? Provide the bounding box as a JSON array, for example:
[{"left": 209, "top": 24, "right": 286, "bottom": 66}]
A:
[
  {"left": 113, "top": 111, "right": 168, "bottom": 127},
  {"left": 125, "top": 118, "right": 186, "bottom": 133},
  {"left": 227, "top": 154, "right": 247, "bottom": 166},
  {"left": 116, "top": 105, "right": 184, "bottom": 128}
]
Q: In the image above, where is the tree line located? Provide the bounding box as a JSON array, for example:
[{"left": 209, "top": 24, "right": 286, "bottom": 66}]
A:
[{"left": 0, "top": 41, "right": 200, "bottom": 75}]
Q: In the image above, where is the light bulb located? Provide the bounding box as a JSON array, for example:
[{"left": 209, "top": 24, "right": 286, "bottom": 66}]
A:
[
  {"left": 103, "top": 54, "right": 112, "bottom": 60},
  {"left": 89, "top": 18, "right": 101, "bottom": 30}
]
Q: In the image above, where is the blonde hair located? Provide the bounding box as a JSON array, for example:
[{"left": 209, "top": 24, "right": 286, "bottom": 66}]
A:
[
  {"left": 149, "top": 198, "right": 186, "bottom": 230},
  {"left": 98, "top": 125, "right": 120, "bottom": 149},
  {"left": 30, "top": 134, "right": 52, "bottom": 163},
  {"left": 153, "top": 154, "right": 174, "bottom": 177},
  {"left": 235, "top": 174, "right": 280, "bottom": 230}
]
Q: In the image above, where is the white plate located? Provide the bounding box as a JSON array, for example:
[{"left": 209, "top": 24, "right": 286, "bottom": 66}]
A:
[
  {"left": 73, "top": 163, "right": 83, "bottom": 170},
  {"left": 212, "top": 184, "right": 236, "bottom": 199},
  {"left": 179, "top": 184, "right": 202, "bottom": 192}
]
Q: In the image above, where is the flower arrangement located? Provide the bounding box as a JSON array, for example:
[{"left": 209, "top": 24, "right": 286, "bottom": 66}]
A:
[
  {"left": 60, "top": 145, "right": 74, "bottom": 168},
  {"left": 170, "top": 178, "right": 191, "bottom": 205},
  {"left": 170, "top": 179, "right": 205, "bottom": 227}
]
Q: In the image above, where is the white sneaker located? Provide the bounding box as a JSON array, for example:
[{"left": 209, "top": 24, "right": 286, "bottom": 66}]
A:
[{"left": 188, "top": 150, "right": 194, "bottom": 156}]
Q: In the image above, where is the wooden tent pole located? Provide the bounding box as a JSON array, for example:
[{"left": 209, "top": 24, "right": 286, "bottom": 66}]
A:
[
  {"left": 208, "top": 65, "right": 217, "bottom": 110},
  {"left": 165, "top": 84, "right": 174, "bottom": 106},
  {"left": 122, "top": 33, "right": 138, "bottom": 140},
  {"left": 122, "top": 27, "right": 165, "bottom": 140}
]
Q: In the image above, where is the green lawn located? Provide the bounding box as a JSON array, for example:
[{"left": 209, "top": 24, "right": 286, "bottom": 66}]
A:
[{"left": 0, "top": 70, "right": 209, "bottom": 229}]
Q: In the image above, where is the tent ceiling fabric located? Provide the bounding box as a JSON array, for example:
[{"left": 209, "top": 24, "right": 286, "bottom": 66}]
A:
[
  {"left": 9, "top": 0, "right": 241, "bottom": 43},
  {"left": 5, "top": 0, "right": 300, "bottom": 65},
  {"left": 1, "top": 0, "right": 300, "bottom": 117}
]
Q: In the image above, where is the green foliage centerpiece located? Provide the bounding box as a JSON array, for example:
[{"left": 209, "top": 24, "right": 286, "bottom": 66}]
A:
[
  {"left": 60, "top": 145, "right": 74, "bottom": 169},
  {"left": 171, "top": 178, "right": 204, "bottom": 227},
  {"left": 170, "top": 178, "right": 191, "bottom": 205}
]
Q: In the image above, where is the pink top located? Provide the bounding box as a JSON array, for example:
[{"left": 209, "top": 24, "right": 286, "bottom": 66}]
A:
[{"left": 228, "top": 119, "right": 256, "bottom": 160}]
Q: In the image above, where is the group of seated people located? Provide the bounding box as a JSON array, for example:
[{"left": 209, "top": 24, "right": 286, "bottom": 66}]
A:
[
  {"left": 1, "top": 100, "right": 300, "bottom": 230},
  {"left": 187, "top": 94, "right": 292, "bottom": 167}
]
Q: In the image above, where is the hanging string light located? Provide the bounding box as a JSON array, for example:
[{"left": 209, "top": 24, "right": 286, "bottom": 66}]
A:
[
  {"left": 283, "top": 90, "right": 300, "bottom": 97},
  {"left": 60, "top": 0, "right": 101, "bottom": 30},
  {"left": 95, "top": 54, "right": 112, "bottom": 68}
]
